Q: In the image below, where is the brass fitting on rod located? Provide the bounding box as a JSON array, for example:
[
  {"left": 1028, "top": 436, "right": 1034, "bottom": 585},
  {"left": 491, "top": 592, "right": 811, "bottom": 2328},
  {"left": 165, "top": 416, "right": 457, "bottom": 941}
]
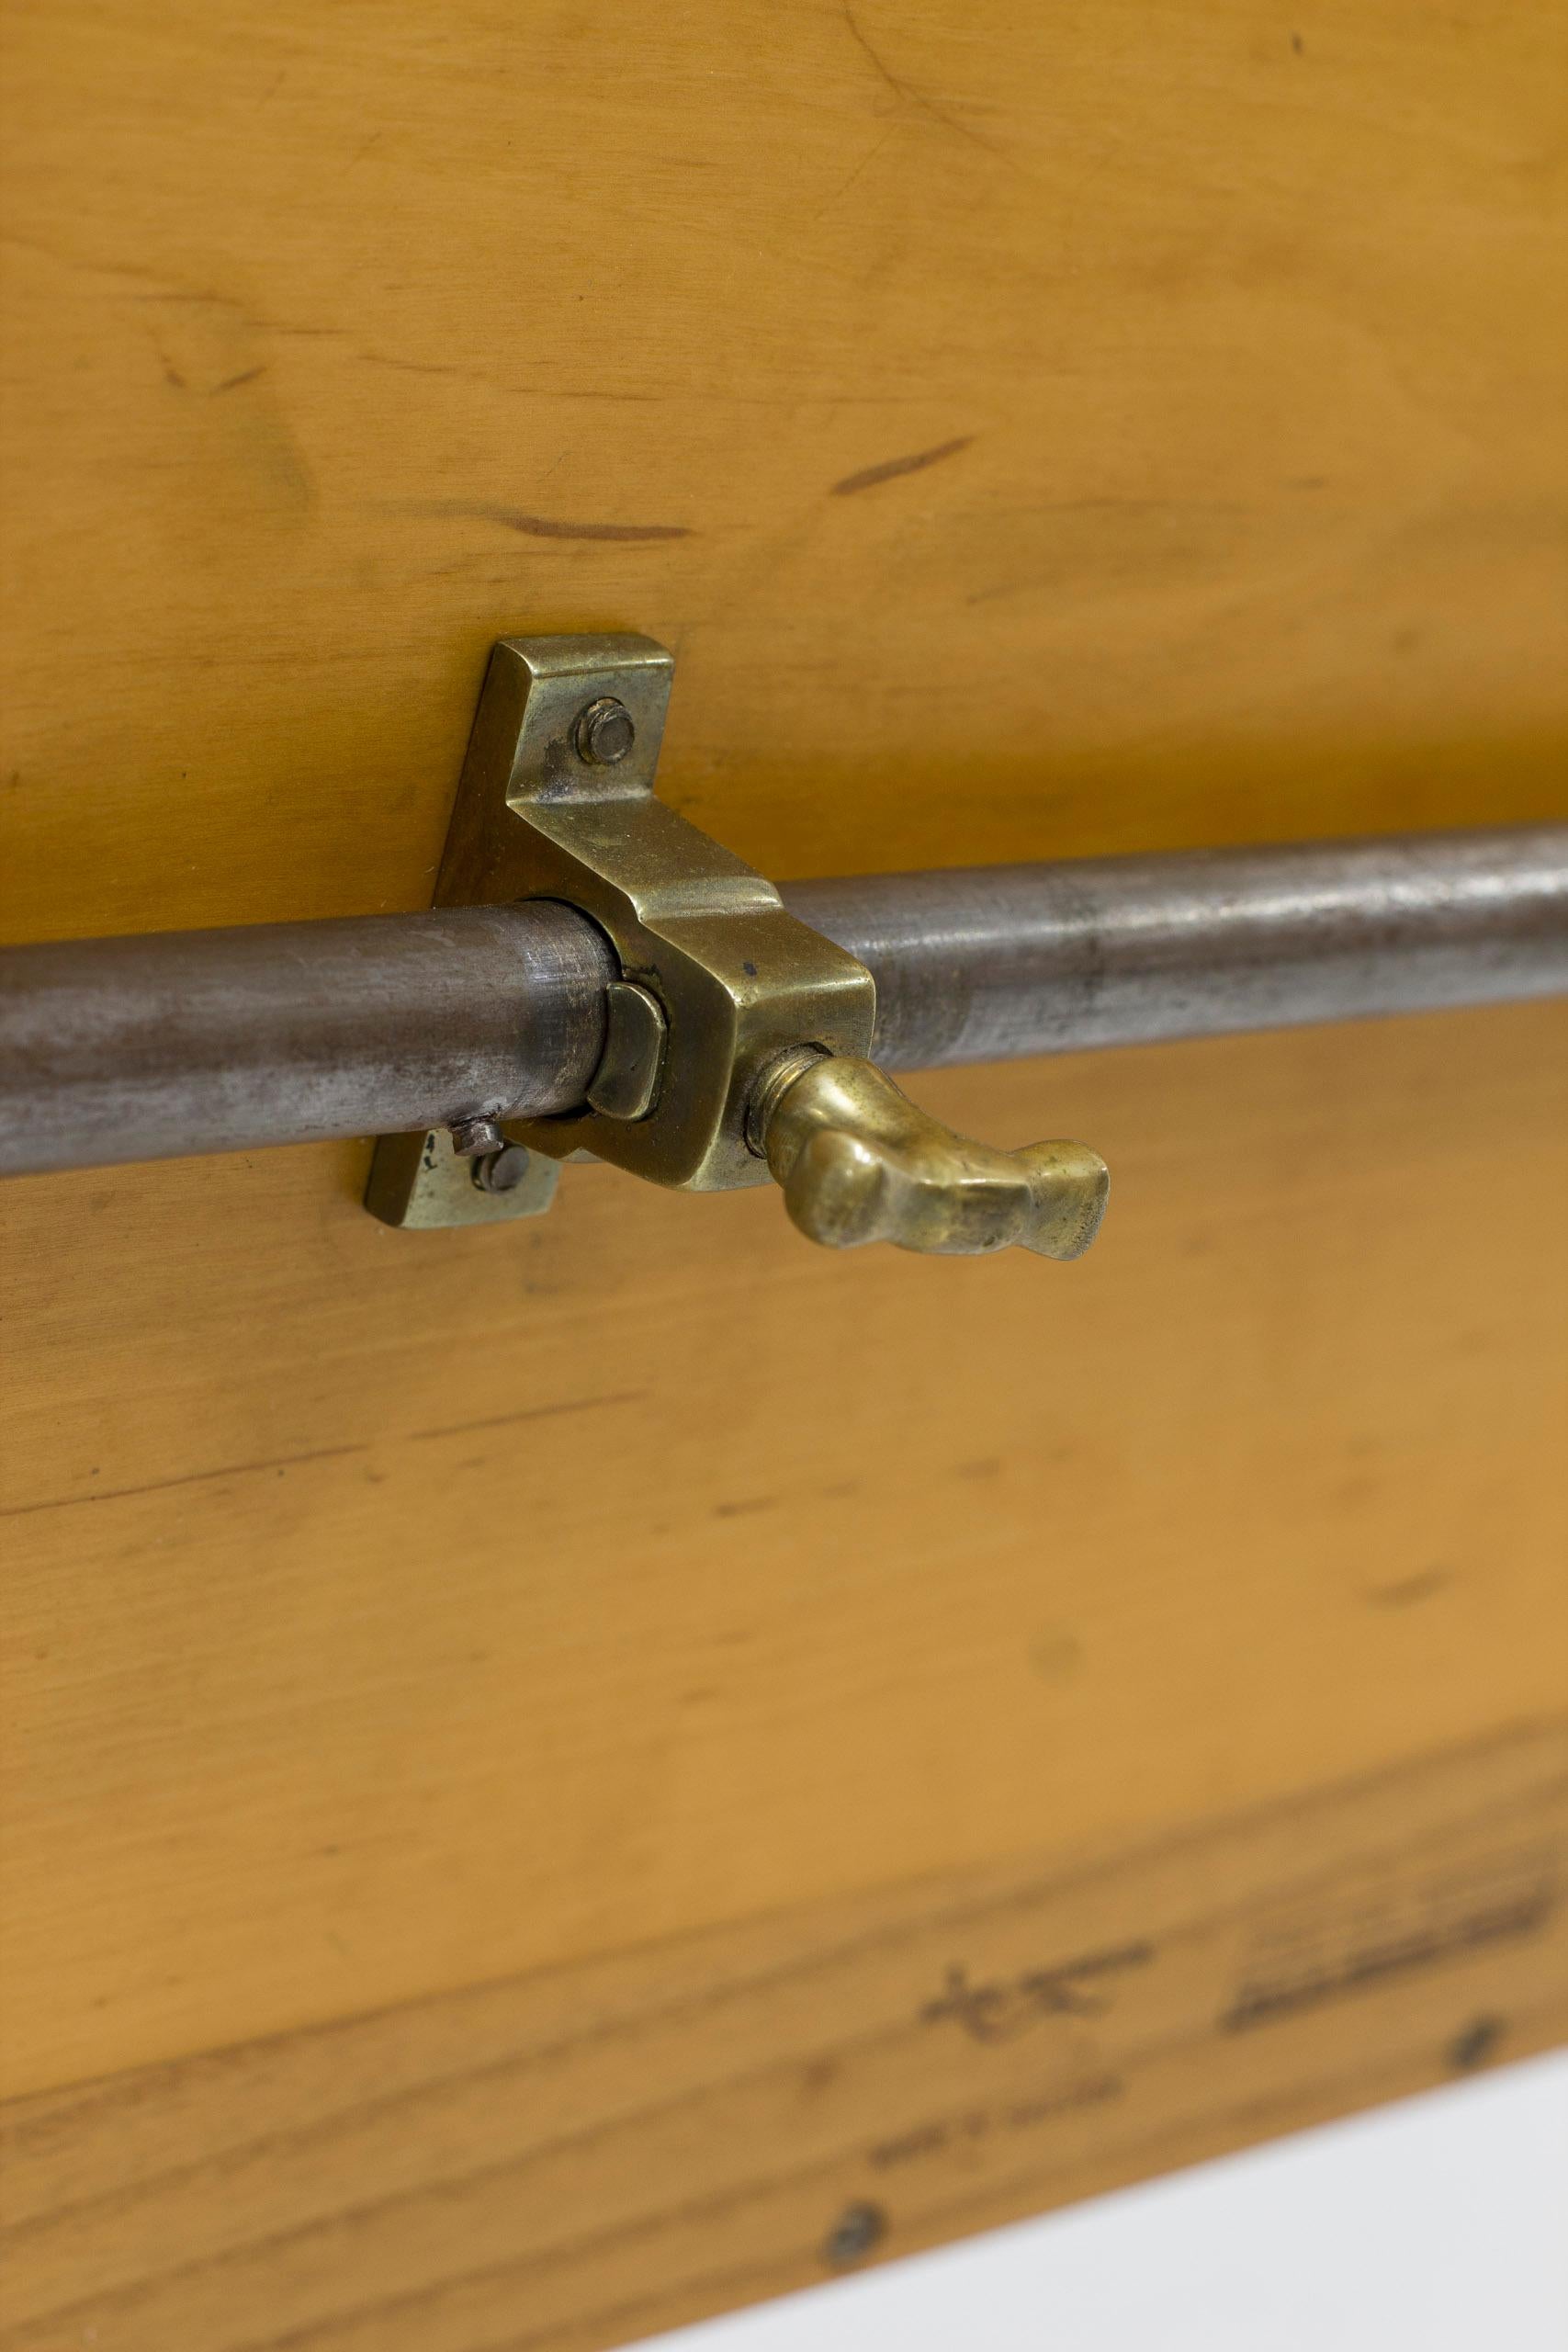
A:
[{"left": 368, "top": 633, "right": 1108, "bottom": 1259}]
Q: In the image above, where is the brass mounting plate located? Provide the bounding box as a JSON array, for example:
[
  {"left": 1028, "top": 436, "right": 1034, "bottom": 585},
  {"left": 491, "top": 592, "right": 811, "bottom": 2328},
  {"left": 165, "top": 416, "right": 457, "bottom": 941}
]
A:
[
  {"left": 434, "top": 635, "right": 876, "bottom": 1192},
  {"left": 365, "top": 1129, "right": 558, "bottom": 1230}
]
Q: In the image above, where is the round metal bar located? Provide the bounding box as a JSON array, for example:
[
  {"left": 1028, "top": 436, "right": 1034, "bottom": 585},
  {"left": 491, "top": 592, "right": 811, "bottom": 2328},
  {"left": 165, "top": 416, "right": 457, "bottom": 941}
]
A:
[
  {"left": 784, "top": 826, "right": 1568, "bottom": 1069},
  {"left": 0, "top": 902, "right": 615, "bottom": 1177},
  {"left": 1, "top": 828, "right": 1563, "bottom": 1179}
]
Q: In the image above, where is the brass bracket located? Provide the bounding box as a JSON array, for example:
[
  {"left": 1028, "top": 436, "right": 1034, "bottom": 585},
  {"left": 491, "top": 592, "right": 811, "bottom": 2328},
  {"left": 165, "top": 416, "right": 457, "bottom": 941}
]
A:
[
  {"left": 365, "top": 1125, "right": 558, "bottom": 1230},
  {"left": 428, "top": 633, "right": 875, "bottom": 1193},
  {"left": 367, "top": 633, "right": 1108, "bottom": 1259}
]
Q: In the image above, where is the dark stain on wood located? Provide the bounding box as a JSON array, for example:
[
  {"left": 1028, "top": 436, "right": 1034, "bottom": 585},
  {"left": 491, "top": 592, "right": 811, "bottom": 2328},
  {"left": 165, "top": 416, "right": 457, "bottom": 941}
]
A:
[
  {"left": 430, "top": 501, "right": 693, "bottom": 543},
  {"left": 501, "top": 511, "right": 693, "bottom": 542},
  {"left": 1365, "top": 1567, "right": 1455, "bottom": 1609},
  {"left": 209, "top": 364, "right": 268, "bottom": 395},
  {"left": 831, "top": 435, "right": 974, "bottom": 497}
]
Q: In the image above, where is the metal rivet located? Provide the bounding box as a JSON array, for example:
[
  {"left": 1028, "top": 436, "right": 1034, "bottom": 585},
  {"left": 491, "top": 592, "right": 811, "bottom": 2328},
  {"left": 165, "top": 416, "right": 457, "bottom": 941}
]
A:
[
  {"left": 573, "top": 696, "right": 636, "bottom": 766},
  {"left": 449, "top": 1114, "right": 505, "bottom": 1159},
  {"left": 821, "top": 2200, "right": 887, "bottom": 2268},
  {"left": 471, "top": 1143, "right": 535, "bottom": 1195}
]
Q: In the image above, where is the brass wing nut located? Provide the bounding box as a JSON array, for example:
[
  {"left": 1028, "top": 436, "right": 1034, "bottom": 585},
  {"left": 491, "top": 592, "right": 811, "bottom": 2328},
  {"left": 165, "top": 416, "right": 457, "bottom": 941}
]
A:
[
  {"left": 367, "top": 633, "right": 1108, "bottom": 1259},
  {"left": 751, "top": 1048, "right": 1108, "bottom": 1259}
]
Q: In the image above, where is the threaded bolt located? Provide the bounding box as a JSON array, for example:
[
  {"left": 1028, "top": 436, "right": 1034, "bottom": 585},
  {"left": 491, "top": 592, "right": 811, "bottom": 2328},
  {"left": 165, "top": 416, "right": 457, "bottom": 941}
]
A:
[{"left": 449, "top": 1114, "right": 504, "bottom": 1159}]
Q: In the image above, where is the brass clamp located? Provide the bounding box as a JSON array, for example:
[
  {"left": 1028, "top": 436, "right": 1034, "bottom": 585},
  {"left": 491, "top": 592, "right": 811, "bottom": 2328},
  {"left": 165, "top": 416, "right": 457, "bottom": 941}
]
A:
[{"left": 367, "top": 635, "right": 1108, "bottom": 1261}]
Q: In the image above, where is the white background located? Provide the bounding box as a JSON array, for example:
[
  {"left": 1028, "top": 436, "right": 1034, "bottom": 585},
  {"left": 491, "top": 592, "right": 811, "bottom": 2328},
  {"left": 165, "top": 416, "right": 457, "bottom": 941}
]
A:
[{"left": 640, "top": 2051, "right": 1568, "bottom": 2351}]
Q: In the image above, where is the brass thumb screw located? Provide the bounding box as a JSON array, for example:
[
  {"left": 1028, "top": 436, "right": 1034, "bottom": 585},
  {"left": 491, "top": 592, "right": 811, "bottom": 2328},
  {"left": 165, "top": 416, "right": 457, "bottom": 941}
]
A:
[{"left": 749, "top": 1049, "right": 1109, "bottom": 1259}]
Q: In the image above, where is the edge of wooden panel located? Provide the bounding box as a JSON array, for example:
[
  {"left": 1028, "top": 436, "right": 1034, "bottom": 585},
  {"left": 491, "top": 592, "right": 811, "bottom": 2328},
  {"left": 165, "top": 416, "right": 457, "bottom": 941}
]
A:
[{"left": 3, "top": 1714, "right": 1564, "bottom": 2350}]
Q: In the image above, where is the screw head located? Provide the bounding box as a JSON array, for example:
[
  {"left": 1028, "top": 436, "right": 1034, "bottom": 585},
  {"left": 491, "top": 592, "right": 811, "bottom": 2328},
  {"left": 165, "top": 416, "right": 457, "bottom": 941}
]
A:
[
  {"left": 573, "top": 696, "right": 636, "bottom": 766},
  {"left": 1450, "top": 2014, "right": 1505, "bottom": 2072},
  {"left": 471, "top": 1143, "right": 535, "bottom": 1195},
  {"left": 821, "top": 2201, "right": 887, "bottom": 2268}
]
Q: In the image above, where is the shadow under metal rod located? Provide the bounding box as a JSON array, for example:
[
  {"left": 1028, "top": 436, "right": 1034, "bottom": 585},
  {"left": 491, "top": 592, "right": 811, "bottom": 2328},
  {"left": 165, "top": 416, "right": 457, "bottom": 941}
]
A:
[{"left": 1, "top": 826, "right": 1564, "bottom": 1180}]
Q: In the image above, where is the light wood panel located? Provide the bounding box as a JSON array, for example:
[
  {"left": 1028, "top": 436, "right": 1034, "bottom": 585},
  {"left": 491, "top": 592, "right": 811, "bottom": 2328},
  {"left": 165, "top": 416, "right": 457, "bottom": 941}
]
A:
[
  {"left": 4, "top": 1005, "right": 1566, "bottom": 2100},
  {"left": 2, "top": 0, "right": 1566, "bottom": 948},
  {"left": 3, "top": 1716, "right": 1563, "bottom": 2351},
  {"left": 2, "top": 2, "right": 1566, "bottom": 2335}
]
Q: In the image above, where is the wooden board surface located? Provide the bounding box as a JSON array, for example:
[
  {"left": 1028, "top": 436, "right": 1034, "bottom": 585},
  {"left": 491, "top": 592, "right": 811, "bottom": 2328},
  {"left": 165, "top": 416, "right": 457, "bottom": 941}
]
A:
[
  {"left": 5, "top": 1004, "right": 1566, "bottom": 2105},
  {"left": 2, "top": 1, "right": 1567, "bottom": 2338},
  {"left": 2, "top": 0, "right": 1566, "bottom": 951},
  {"left": 4, "top": 1715, "right": 1563, "bottom": 2351}
]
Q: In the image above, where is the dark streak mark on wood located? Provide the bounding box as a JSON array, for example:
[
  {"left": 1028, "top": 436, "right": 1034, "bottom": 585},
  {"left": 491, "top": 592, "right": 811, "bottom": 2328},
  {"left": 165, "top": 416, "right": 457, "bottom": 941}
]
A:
[
  {"left": 409, "top": 1389, "right": 648, "bottom": 1442},
  {"left": 1366, "top": 1567, "right": 1454, "bottom": 1608},
  {"left": 0, "top": 1443, "right": 367, "bottom": 1519},
  {"left": 499, "top": 512, "right": 693, "bottom": 544},
  {"left": 362, "top": 352, "right": 481, "bottom": 379},
  {"left": 410, "top": 499, "right": 693, "bottom": 542},
  {"left": 209, "top": 365, "right": 267, "bottom": 394},
  {"left": 831, "top": 435, "right": 974, "bottom": 497}
]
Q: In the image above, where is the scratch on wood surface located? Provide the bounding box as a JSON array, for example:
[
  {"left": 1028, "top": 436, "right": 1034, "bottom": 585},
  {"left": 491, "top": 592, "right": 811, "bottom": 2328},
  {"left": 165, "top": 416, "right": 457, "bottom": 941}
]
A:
[
  {"left": 840, "top": 4, "right": 1006, "bottom": 161},
  {"left": 814, "top": 130, "right": 897, "bottom": 219},
  {"left": 0, "top": 1444, "right": 367, "bottom": 1519},
  {"left": 831, "top": 436, "right": 973, "bottom": 497},
  {"left": 409, "top": 1390, "right": 649, "bottom": 1442}
]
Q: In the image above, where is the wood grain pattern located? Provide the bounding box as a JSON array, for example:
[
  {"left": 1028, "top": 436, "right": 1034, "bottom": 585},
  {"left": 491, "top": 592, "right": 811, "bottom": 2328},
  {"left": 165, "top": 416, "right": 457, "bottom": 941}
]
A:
[
  {"left": 2, "top": 3, "right": 1566, "bottom": 2332},
  {"left": 4, "top": 1005, "right": 1566, "bottom": 2102},
  {"left": 3, "top": 1716, "right": 1563, "bottom": 2351},
  {"left": 2, "top": 0, "right": 1566, "bottom": 950}
]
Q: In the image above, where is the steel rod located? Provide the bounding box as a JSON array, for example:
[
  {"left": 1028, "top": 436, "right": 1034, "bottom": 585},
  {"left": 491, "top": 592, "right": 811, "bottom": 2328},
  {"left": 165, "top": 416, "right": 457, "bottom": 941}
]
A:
[
  {"left": 0, "top": 903, "right": 616, "bottom": 1179},
  {"left": 784, "top": 826, "right": 1568, "bottom": 1069},
  {"left": 1, "top": 827, "right": 1563, "bottom": 1179}
]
